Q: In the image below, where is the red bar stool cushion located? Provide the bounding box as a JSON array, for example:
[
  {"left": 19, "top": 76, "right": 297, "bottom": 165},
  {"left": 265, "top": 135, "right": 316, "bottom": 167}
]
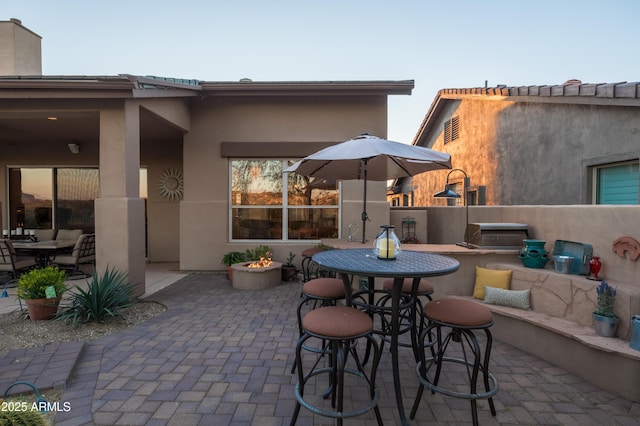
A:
[
  {"left": 302, "top": 277, "right": 346, "bottom": 299},
  {"left": 302, "top": 306, "right": 372, "bottom": 338},
  {"left": 424, "top": 298, "right": 493, "bottom": 327},
  {"left": 302, "top": 247, "right": 324, "bottom": 257},
  {"left": 382, "top": 278, "right": 434, "bottom": 295}
]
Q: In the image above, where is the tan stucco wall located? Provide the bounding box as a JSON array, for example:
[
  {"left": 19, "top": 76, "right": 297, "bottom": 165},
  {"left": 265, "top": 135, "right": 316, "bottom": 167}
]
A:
[
  {"left": 410, "top": 98, "right": 640, "bottom": 206},
  {"left": 411, "top": 204, "right": 640, "bottom": 287},
  {"left": 180, "top": 95, "right": 390, "bottom": 270},
  {"left": 0, "top": 20, "right": 42, "bottom": 76}
]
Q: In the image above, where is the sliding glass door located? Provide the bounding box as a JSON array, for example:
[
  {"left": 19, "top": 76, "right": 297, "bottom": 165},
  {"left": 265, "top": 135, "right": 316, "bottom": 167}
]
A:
[{"left": 8, "top": 167, "right": 98, "bottom": 233}]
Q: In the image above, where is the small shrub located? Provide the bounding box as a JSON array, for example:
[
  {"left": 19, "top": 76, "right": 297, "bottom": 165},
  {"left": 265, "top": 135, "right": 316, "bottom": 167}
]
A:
[
  {"left": 17, "top": 266, "right": 67, "bottom": 300},
  {"left": 0, "top": 408, "right": 47, "bottom": 425},
  {"left": 222, "top": 251, "right": 246, "bottom": 266},
  {"left": 285, "top": 251, "right": 296, "bottom": 266},
  {"left": 594, "top": 280, "right": 617, "bottom": 318},
  {"left": 245, "top": 245, "right": 273, "bottom": 261},
  {"left": 57, "top": 267, "right": 135, "bottom": 326}
]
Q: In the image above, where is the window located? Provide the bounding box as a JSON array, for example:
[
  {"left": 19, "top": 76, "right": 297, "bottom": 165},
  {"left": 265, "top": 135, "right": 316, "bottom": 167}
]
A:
[
  {"left": 594, "top": 161, "right": 639, "bottom": 204},
  {"left": 8, "top": 167, "right": 99, "bottom": 232},
  {"left": 444, "top": 116, "right": 460, "bottom": 144},
  {"left": 230, "top": 159, "right": 339, "bottom": 241},
  {"left": 8, "top": 167, "right": 148, "bottom": 234}
]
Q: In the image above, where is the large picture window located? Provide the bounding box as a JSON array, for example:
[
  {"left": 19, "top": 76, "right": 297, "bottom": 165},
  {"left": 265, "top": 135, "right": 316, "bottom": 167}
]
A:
[
  {"left": 8, "top": 167, "right": 99, "bottom": 233},
  {"left": 230, "top": 159, "right": 339, "bottom": 241}
]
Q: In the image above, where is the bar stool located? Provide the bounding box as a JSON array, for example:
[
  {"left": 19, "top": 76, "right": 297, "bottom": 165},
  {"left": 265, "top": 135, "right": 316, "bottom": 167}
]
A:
[
  {"left": 292, "top": 277, "right": 348, "bottom": 373},
  {"left": 301, "top": 247, "right": 324, "bottom": 282},
  {"left": 380, "top": 277, "right": 434, "bottom": 335},
  {"left": 354, "top": 278, "right": 433, "bottom": 362},
  {"left": 411, "top": 298, "right": 498, "bottom": 426},
  {"left": 291, "top": 305, "right": 383, "bottom": 425}
]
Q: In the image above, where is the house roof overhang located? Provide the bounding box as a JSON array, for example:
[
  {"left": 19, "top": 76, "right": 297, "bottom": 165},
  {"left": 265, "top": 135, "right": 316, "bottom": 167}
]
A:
[
  {"left": 0, "top": 74, "right": 203, "bottom": 99},
  {"left": 199, "top": 80, "right": 415, "bottom": 96},
  {"left": 0, "top": 75, "right": 414, "bottom": 99},
  {"left": 0, "top": 75, "right": 413, "bottom": 150}
]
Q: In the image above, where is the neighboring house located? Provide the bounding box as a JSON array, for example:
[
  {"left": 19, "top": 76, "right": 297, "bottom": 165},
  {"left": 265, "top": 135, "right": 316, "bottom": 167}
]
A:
[
  {"left": 390, "top": 80, "right": 640, "bottom": 207},
  {"left": 0, "top": 19, "right": 412, "bottom": 294}
]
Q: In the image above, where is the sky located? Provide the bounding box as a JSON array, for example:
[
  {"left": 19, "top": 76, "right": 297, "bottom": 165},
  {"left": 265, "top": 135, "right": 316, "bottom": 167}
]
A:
[{"left": 3, "top": 0, "right": 639, "bottom": 144}]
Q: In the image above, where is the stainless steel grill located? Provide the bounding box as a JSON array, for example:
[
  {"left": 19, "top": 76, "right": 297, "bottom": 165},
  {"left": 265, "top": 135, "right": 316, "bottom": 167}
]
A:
[{"left": 466, "top": 223, "right": 529, "bottom": 249}]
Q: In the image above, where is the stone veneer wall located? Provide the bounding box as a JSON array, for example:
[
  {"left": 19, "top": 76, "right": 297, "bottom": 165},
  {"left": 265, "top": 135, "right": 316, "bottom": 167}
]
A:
[{"left": 488, "top": 262, "right": 640, "bottom": 340}]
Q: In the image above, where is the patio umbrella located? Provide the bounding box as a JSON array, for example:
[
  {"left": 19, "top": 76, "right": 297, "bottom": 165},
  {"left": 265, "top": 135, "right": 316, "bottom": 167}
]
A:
[{"left": 284, "top": 133, "right": 452, "bottom": 243}]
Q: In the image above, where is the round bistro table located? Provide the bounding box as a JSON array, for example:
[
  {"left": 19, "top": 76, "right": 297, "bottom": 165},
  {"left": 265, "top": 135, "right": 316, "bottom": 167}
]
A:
[{"left": 312, "top": 248, "right": 460, "bottom": 425}]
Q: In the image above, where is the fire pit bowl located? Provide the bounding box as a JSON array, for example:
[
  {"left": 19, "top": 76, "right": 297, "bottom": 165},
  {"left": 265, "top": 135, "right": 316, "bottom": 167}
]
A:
[{"left": 231, "top": 261, "right": 283, "bottom": 290}]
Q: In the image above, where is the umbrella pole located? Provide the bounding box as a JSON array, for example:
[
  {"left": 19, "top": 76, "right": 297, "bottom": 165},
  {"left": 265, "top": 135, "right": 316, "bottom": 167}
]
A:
[{"left": 361, "top": 161, "right": 368, "bottom": 243}]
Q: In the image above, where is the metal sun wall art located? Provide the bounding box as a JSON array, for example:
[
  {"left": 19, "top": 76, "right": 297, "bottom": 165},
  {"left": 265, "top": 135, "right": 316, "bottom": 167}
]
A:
[{"left": 157, "top": 168, "right": 184, "bottom": 201}]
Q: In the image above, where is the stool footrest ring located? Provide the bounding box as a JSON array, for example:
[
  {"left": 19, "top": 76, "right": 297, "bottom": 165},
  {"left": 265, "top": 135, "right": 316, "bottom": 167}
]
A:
[
  {"left": 416, "top": 357, "right": 499, "bottom": 400},
  {"left": 295, "top": 367, "right": 380, "bottom": 419}
]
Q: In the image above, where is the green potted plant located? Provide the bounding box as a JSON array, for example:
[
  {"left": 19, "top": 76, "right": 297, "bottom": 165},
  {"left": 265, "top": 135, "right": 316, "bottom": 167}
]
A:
[
  {"left": 17, "top": 266, "right": 67, "bottom": 321},
  {"left": 244, "top": 245, "right": 273, "bottom": 261},
  {"left": 222, "top": 251, "right": 247, "bottom": 280},
  {"left": 281, "top": 251, "right": 297, "bottom": 282},
  {"left": 592, "top": 280, "right": 619, "bottom": 337}
]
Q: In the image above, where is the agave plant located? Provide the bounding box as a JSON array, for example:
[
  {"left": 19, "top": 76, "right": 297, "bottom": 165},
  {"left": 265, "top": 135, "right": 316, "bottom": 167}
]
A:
[{"left": 57, "top": 267, "right": 135, "bottom": 326}]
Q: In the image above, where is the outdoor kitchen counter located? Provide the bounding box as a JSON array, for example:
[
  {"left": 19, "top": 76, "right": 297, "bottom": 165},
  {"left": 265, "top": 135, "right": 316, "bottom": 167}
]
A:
[
  {"left": 321, "top": 239, "right": 520, "bottom": 255},
  {"left": 320, "top": 239, "right": 520, "bottom": 298}
]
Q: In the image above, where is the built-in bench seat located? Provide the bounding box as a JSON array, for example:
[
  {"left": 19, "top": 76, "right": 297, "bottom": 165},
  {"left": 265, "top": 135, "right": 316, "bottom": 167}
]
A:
[{"left": 458, "top": 262, "right": 640, "bottom": 403}]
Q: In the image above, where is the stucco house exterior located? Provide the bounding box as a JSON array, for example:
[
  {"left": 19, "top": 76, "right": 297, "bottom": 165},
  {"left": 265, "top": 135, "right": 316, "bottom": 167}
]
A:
[
  {"left": 0, "top": 19, "right": 413, "bottom": 295},
  {"left": 390, "top": 80, "right": 640, "bottom": 207}
]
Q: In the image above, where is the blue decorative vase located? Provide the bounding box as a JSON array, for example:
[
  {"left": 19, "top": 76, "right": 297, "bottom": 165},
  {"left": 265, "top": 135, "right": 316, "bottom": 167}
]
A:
[
  {"left": 631, "top": 315, "right": 640, "bottom": 351},
  {"left": 518, "top": 239, "right": 549, "bottom": 268}
]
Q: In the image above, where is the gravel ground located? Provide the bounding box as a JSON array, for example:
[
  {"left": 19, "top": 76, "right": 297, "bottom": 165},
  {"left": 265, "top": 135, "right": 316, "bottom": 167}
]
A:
[{"left": 0, "top": 301, "right": 167, "bottom": 352}]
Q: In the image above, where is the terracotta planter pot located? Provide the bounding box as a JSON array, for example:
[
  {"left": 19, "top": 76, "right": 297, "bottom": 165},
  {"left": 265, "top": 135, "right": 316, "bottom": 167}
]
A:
[
  {"left": 281, "top": 265, "right": 297, "bottom": 282},
  {"left": 24, "top": 297, "right": 61, "bottom": 321}
]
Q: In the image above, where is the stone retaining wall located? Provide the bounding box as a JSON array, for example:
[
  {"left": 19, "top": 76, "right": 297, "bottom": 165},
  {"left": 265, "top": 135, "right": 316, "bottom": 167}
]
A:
[{"left": 486, "top": 262, "right": 640, "bottom": 339}]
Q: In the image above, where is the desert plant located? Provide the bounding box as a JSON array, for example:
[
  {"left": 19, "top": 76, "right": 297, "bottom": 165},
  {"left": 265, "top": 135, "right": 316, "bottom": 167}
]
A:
[
  {"left": 17, "top": 266, "right": 67, "bottom": 300},
  {"left": 245, "top": 245, "right": 273, "bottom": 261},
  {"left": 57, "top": 267, "right": 135, "bottom": 326},
  {"left": 594, "top": 280, "right": 617, "bottom": 318},
  {"left": 285, "top": 251, "right": 296, "bottom": 266},
  {"left": 0, "top": 409, "right": 47, "bottom": 425},
  {"left": 221, "top": 251, "right": 246, "bottom": 266}
]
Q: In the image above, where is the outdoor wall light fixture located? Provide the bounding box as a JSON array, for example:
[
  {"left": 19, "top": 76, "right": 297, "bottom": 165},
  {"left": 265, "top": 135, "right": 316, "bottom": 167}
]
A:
[
  {"left": 434, "top": 168, "right": 474, "bottom": 248},
  {"left": 68, "top": 143, "right": 80, "bottom": 154}
]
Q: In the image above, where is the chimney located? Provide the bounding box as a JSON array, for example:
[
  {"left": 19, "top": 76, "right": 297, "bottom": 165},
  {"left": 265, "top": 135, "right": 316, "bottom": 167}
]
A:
[{"left": 0, "top": 18, "right": 42, "bottom": 76}]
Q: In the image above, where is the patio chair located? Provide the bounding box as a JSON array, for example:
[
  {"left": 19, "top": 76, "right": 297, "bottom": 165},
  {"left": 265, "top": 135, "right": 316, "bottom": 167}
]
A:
[
  {"left": 0, "top": 239, "right": 37, "bottom": 297},
  {"left": 56, "top": 228, "right": 83, "bottom": 242},
  {"left": 53, "top": 233, "right": 95, "bottom": 279},
  {"left": 34, "top": 228, "right": 57, "bottom": 241}
]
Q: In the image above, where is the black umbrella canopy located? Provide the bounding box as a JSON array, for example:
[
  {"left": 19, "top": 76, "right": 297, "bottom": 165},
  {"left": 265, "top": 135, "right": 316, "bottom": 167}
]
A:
[{"left": 285, "top": 133, "right": 452, "bottom": 243}]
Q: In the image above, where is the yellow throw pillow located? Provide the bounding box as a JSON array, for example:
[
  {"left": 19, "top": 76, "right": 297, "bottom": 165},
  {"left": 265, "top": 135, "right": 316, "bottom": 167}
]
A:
[{"left": 473, "top": 266, "right": 512, "bottom": 299}]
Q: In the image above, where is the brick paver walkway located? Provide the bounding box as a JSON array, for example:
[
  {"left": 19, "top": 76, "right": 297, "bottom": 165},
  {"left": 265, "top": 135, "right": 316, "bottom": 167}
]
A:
[{"left": 2, "top": 272, "right": 639, "bottom": 425}]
